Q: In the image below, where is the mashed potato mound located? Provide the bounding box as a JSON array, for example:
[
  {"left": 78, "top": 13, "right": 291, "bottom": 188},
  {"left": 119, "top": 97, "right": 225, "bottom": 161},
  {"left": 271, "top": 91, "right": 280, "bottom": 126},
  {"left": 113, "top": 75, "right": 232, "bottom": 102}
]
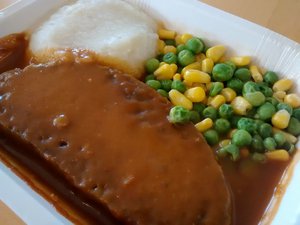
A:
[{"left": 30, "top": 0, "right": 158, "bottom": 78}]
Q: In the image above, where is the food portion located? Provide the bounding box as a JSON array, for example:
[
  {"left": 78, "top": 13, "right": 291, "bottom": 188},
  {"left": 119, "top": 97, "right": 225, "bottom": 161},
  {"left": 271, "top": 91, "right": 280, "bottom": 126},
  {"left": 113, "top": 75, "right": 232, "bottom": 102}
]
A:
[
  {"left": 0, "top": 0, "right": 299, "bottom": 225},
  {"left": 29, "top": 0, "right": 158, "bottom": 78},
  {"left": 0, "top": 61, "right": 231, "bottom": 225},
  {"left": 144, "top": 29, "right": 299, "bottom": 163}
]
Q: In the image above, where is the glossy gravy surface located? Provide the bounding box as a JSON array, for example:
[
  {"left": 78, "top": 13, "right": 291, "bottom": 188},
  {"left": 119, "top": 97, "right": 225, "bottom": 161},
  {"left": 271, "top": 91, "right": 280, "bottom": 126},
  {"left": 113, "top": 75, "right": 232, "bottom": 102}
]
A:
[{"left": 0, "top": 62, "right": 231, "bottom": 225}]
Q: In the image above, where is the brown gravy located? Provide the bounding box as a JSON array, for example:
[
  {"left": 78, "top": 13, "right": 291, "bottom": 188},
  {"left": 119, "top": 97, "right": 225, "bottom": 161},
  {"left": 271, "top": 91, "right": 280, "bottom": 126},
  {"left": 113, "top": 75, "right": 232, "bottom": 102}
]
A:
[
  {"left": 0, "top": 60, "right": 231, "bottom": 223},
  {"left": 220, "top": 158, "right": 289, "bottom": 225},
  {"left": 0, "top": 33, "right": 293, "bottom": 225}
]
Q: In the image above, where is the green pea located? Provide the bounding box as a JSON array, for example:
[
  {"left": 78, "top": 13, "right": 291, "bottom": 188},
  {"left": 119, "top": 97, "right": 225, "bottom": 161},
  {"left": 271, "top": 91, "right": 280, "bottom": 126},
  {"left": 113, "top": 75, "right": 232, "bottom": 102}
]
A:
[
  {"left": 273, "top": 133, "right": 286, "bottom": 146},
  {"left": 163, "top": 52, "right": 177, "bottom": 64},
  {"left": 176, "top": 44, "right": 187, "bottom": 53},
  {"left": 193, "top": 103, "right": 206, "bottom": 115},
  {"left": 282, "top": 142, "right": 295, "bottom": 154},
  {"left": 178, "top": 50, "right": 195, "bottom": 66},
  {"left": 252, "top": 153, "right": 266, "bottom": 163},
  {"left": 168, "top": 106, "right": 191, "bottom": 124},
  {"left": 209, "top": 82, "right": 223, "bottom": 97},
  {"left": 189, "top": 110, "right": 201, "bottom": 123},
  {"left": 263, "top": 137, "right": 277, "bottom": 151},
  {"left": 251, "top": 134, "right": 265, "bottom": 153},
  {"left": 293, "top": 108, "right": 300, "bottom": 121},
  {"left": 259, "top": 123, "right": 273, "bottom": 138},
  {"left": 214, "top": 118, "right": 231, "bottom": 134},
  {"left": 145, "top": 58, "right": 160, "bottom": 73},
  {"left": 242, "top": 81, "right": 259, "bottom": 95},
  {"left": 232, "top": 129, "right": 252, "bottom": 147},
  {"left": 160, "top": 79, "right": 173, "bottom": 92},
  {"left": 216, "top": 147, "right": 228, "bottom": 158},
  {"left": 171, "top": 80, "right": 186, "bottom": 93},
  {"left": 203, "top": 129, "right": 219, "bottom": 146},
  {"left": 266, "top": 97, "right": 279, "bottom": 106},
  {"left": 220, "top": 144, "right": 240, "bottom": 161},
  {"left": 234, "top": 68, "right": 251, "bottom": 82},
  {"left": 218, "top": 104, "right": 233, "bottom": 119},
  {"left": 157, "top": 89, "right": 168, "bottom": 98},
  {"left": 277, "top": 103, "right": 293, "bottom": 115},
  {"left": 230, "top": 115, "right": 242, "bottom": 128},
  {"left": 255, "top": 119, "right": 264, "bottom": 128},
  {"left": 186, "top": 37, "right": 204, "bottom": 54},
  {"left": 203, "top": 106, "right": 218, "bottom": 120},
  {"left": 258, "top": 83, "right": 273, "bottom": 97},
  {"left": 224, "top": 61, "right": 237, "bottom": 72},
  {"left": 287, "top": 117, "right": 300, "bottom": 136},
  {"left": 237, "top": 117, "right": 257, "bottom": 134},
  {"left": 164, "top": 39, "right": 176, "bottom": 46},
  {"left": 146, "top": 80, "right": 161, "bottom": 90},
  {"left": 256, "top": 102, "right": 276, "bottom": 120},
  {"left": 212, "top": 63, "right": 234, "bottom": 82},
  {"left": 288, "top": 144, "right": 296, "bottom": 154},
  {"left": 244, "top": 91, "right": 265, "bottom": 107},
  {"left": 263, "top": 71, "right": 279, "bottom": 86},
  {"left": 226, "top": 78, "right": 244, "bottom": 93},
  {"left": 144, "top": 74, "right": 156, "bottom": 82}
]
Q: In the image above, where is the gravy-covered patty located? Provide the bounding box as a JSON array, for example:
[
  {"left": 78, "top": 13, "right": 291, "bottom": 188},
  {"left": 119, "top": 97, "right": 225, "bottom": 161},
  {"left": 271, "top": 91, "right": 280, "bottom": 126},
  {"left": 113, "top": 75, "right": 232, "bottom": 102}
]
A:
[{"left": 0, "top": 62, "right": 231, "bottom": 225}]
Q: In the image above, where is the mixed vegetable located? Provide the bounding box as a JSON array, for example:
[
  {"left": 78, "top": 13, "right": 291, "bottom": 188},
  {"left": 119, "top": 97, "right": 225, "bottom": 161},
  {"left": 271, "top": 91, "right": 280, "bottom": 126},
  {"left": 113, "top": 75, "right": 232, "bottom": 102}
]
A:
[{"left": 144, "top": 28, "right": 300, "bottom": 162}]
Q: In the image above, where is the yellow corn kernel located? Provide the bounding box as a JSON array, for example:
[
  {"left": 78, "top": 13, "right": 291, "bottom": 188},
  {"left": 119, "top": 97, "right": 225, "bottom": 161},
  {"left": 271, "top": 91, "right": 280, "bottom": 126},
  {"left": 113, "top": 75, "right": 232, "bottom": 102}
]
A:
[
  {"left": 230, "top": 56, "right": 251, "bottom": 66},
  {"left": 209, "top": 95, "right": 226, "bottom": 109},
  {"left": 184, "top": 87, "right": 206, "bottom": 102},
  {"left": 196, "top": 53, "right": 206, "bottom": 63},
  {"left": 231, "top": 96, "right": 252, "bottom": 115},
  {"left": 173, "top": 73, "right": 182, "bottom": 81},
  {"left": 219, "top": 139, "right": 231, "bottom": 147},
  {"left": 273, "top": 91, "right": 286, "bottom": 101},
  {"left": 207, "top": 96, "right": 213, "bottom": 105},
  {"left": 158, "top": 29, "right": 176, "bottom": 40},
  {"left": 157, "top": 39, "right": 165, "bottom": 53},
  {"left": 265, "top": 150, "right": 290, "bottom": 161},
  {"left": 181, "top": 62, "right": 202, "bottom": 75},
  {"left": 169, "top": 89, "right": 193, "bottom": 110},
  {"left": 175, "top": 34, "right": 183, "bottom": 45},
  {"left": 163, "top": 45, "right": 177, "bottom": 54},
  {"left": 201, "top": 95, "right": 208, "bottom": 104},
  {"left": 229, "top": 129, "right": 237, "bottom": 138},
  {"left": 195, "top": 118, "right": 213, "bottom": 132},
  {"left": 272, "top": 128, "right": 298, "bottom": 144},
  {"left": 183, "top": 79, "right": 193, "bottom": 87},
  {"left": 221, "top": 88, "right": 237, "bottom": 102},
  {"left": 154, "top": 64, "right": 177, "bottom": 80},
  {"left": 192, "top": 83, "right": 208, "bottom": 92},
  {"left": 170, "top": 63, "right": 178, "bottom": 72},
  {"left": 183, "top": 69, "right": 211, "bottom": 84},
  {"left": 272, "top": 109, "right": 290, "bottom": 129},
  {"left": 181, "top": 33, "right": 193, "bottom": 43},
  {"left": 284, "top": 93, "right": 300, "bottom": 108},
  {"left": 201, "top": 58, "right": 214, "bottom": 73},
  {"left": 206, "top": 45, "right": 226, "bottom": 63},
  {"left": 273, "top": 79, "right": 293, "bottom": 92},
  {"left": 159, "top": 62, "right": 167, "bottom": 66},
  {"left": 250, "top": 65, "right": 263, "bottom": 82}
]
